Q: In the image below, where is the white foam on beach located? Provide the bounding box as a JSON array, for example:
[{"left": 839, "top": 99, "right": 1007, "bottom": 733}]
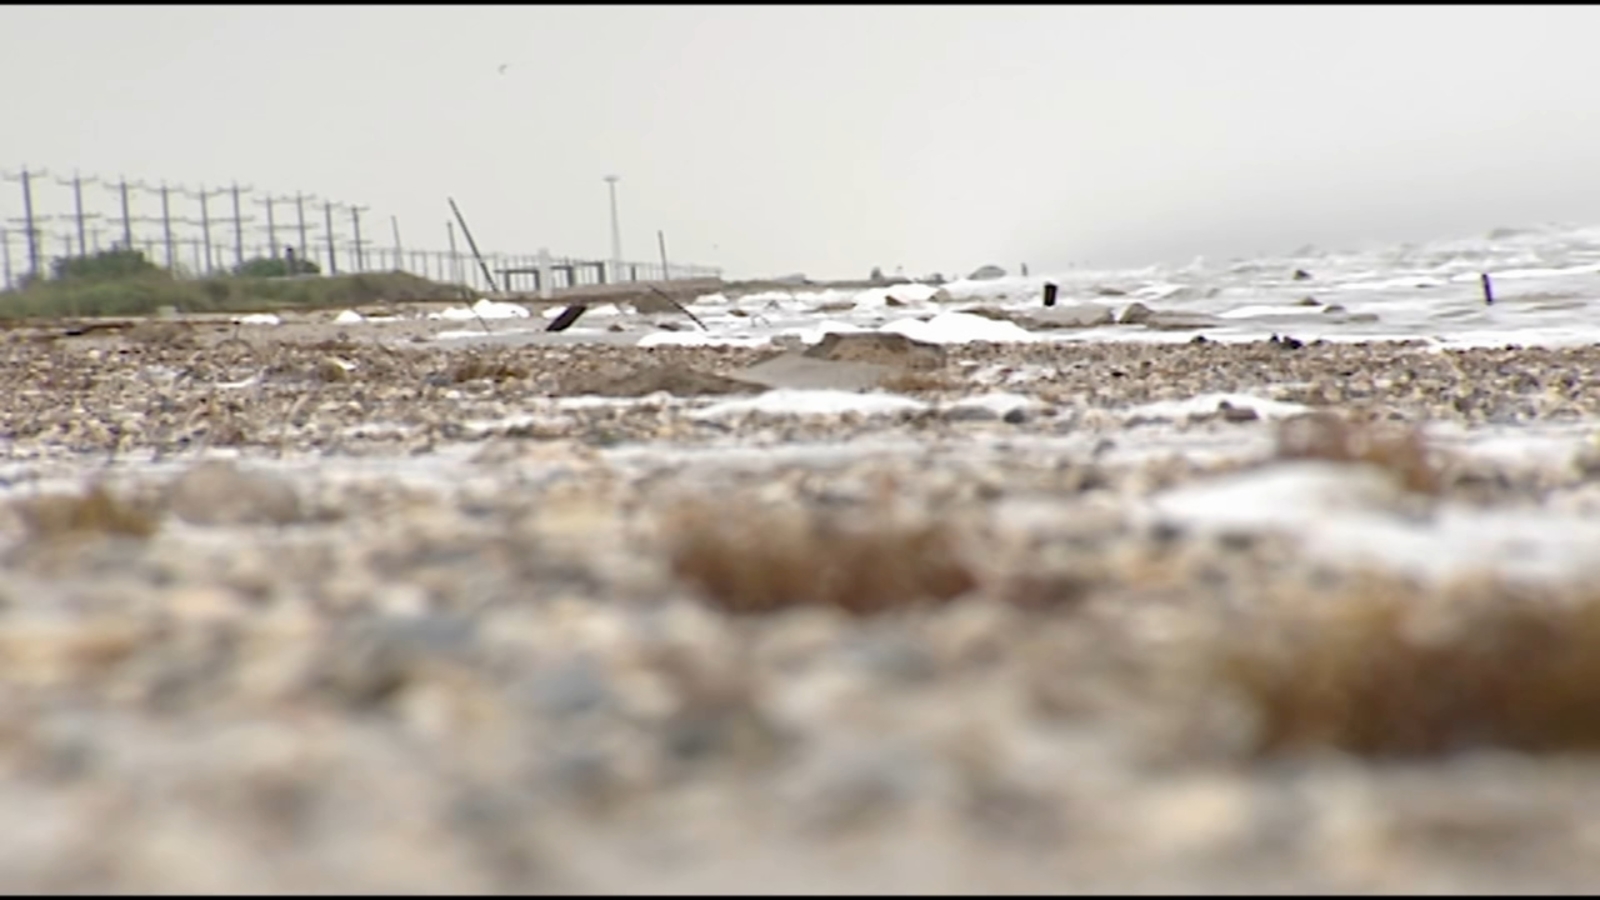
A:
[
  {"left": 945, "top": 392, "right": 1040, "bottom": 417},
  {"left": 428, "top": 299, "right": 531, "bottom": 321},
  {"left": 1122, "top": 393, "right": 1312, "bottom": 422},
  {"left": 694, "top": 389, "right": 928, "bottom": 419},
  {"left": 1145, "top": 461, "right": 1600, "bottom": 584},
  {"left": 849, "top": 283, "right": 945, "bottom": 308},
  {"left": 881, "top": 311, "right": 1043, "bottom": 345},
  {"left": 784, "top": 319, "right": 866, "bottom": 344},
  {"left": 234, "top": 313, "right": 282, "bottom": 326},
  {"left": 1483, "top": 261, "right": 1600, "bottom": 281},
  {"left": 635, "top": 331, "right": 772, "bottom": 349},
  {"left": 1216, "top": 304, "right": 1324, "bottom": 319}
]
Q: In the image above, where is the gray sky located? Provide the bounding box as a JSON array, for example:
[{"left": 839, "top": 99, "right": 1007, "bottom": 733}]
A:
[{"left": 4, "top": 5, "right": 1600, "bottom": 280}]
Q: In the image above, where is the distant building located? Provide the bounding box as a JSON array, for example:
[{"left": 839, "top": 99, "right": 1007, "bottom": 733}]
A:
[{"left": 969, "top": 264, "right": 1007, "bottom": 281}]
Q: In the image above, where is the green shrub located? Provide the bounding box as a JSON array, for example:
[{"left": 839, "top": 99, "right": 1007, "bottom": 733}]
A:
[
  {"left": 50, "top": 248, "right": 163, "bottom": 282},
  {"left": 233, "top": 255, "right": 321, "bottom": 278},
  {"left": 0, "top": 270, "right": 461, "bottom": 319}
]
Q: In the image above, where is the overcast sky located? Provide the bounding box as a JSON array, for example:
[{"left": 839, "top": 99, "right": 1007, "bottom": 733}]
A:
[{"left": 4, "top": 4, "right": 1600, "bottom": 280}]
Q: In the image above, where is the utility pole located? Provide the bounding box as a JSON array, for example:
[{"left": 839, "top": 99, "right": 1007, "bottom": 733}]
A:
[
  {"left": 604, "top": 174, "right": 622, "bottom": 284},
  {"left": 126, "top": 215, "right": 173, "bottom": 270},
  {"left": 111, "top": 175, "right": 135, "bottom": 250},
  {"left": 1, "top": 215, "right": 60, "bottom": 282},
  {"left": 257, "top": 194, "right": 280, "bottom": 259},
  {"left": 127, "top": 179, "right": 177, "bottom": 272},
  {"left": 322, "top": 200, "right": 338, "bottom": 274},
  {"left": 54, "top": 171, "right": 102, "bottom": 257},
  {"left": 347, "top": 204, "right": 369, "bottom": 272},
  {"left": 180, "top": 184, "right": 227, "bottom": 275},
  {"left": 167, "top": 218, "right": 210, "bottom": 278},
  {"left": 390, "top": 215, "right": 403, "bottom": 272},
  {"left": 446, "top": 220, "right": 460, "bottom": 286},
  {"left": 155, "top": 182, "right": 176, "bottom": 272},
  {"left": 293, "top": 193, "right": 315, "bottom": 268},
  {"left": 228, "top": 182, "right": 255, "bottom": 270},
  {"left": 1, "top": 166, "right": 48, "bottom": 282}
]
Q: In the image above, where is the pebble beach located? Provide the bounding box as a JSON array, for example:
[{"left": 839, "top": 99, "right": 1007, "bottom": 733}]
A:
[{"left": 6, "top": 244, "right": 1600, "bottom": 891}]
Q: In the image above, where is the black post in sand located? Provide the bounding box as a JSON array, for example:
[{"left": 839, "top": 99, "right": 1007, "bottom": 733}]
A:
[
  {"left": 1481, "top": 272, "right": 1495, "bottom": 306},
  {"left": 1043, "top": 282, "right": 1059, "bottom": 307}
]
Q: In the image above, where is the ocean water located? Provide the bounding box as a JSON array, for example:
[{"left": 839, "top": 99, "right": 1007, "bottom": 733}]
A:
[{"left": 544, "top": 222, "right": 1600, "bottom": 351}]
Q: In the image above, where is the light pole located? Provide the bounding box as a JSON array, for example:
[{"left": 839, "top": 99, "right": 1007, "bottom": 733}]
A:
[{"left": 604, "top": 174, "right": 622, "bottom": 284}]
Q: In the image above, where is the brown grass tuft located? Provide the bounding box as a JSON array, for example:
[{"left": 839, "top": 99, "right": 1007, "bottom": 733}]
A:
[
  {"left": 20, "top": 484, "right": 160, "bottom": 539},
  {"left": 1275, "top": 410, "right": 1440, "bottom": 493},
  {"left": 448, "top": 354, "right": 529, "bottom": 384},
  {"left": 1215, "top": 581, "right": 1600, "bottom": 758},
  {"left": 878, "top": 370, "right": 963, "bottom": 393},
  {"left": 664, "top": 500, "right": 978, "bottom": 616}
]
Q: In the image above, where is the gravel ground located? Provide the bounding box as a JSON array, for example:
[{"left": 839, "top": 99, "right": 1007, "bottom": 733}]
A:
[{"left": 3, "top": 322, "right": 1600, "bottom": 892}]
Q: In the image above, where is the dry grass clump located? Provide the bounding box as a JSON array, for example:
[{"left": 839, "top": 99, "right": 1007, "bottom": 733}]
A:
[
  {"left": 1275, "top": 410, "right": 1440, "bottom": 493},
  {"left": 1215, "top": 580, "right": 1600, "bottom": 758},
  {"left": 19, "top": 484, "right": 160, "bottom": 539},
  {"left": 878, "top": 370, "right": 963, "bottom": 393},
  {"left": 664, "top": 499, "right": 978, "bottom": 615},
  {"left": 124, "top": 321, "right": 197, "bottom": 347},
  {"left": 447, "top": 354, "right": 529, "bottom": 384}
]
